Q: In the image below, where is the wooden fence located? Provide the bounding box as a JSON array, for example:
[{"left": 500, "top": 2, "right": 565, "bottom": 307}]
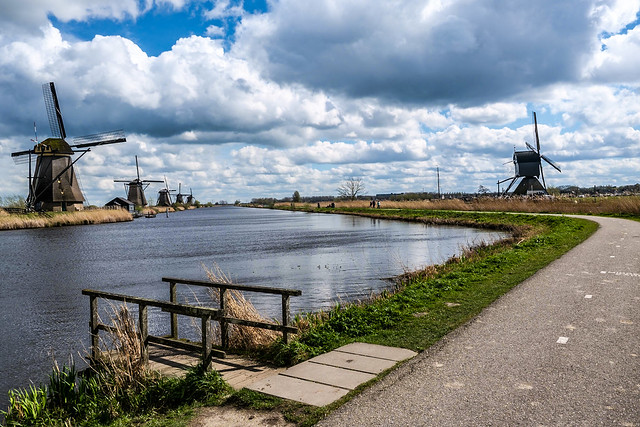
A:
[{"left": 82, "top": 277, "right": 301, "bottom": 368}]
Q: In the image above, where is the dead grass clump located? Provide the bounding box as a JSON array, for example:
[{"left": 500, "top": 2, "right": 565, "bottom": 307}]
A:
[
  {"left": 203, "top": 265, "right": 279, "bottom": 350},
  {"left": 94, "top": 304, "right": 149, "bottom": 391}
]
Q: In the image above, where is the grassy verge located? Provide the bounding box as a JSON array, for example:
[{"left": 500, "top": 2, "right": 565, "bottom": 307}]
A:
[{"left": 0, "top": 208, "right": 132, "bottom": 230}]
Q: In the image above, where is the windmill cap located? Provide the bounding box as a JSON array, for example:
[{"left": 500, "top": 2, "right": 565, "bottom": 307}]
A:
[{"left": 36, "top": 138, "right": 74, "bottom": 155}]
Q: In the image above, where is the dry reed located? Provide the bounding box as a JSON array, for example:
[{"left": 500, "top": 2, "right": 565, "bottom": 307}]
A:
[
  {"left": 203, "top": 264, "right": 279, "bottom": 350},
  {"left": 93, "top": 303, "right": 150, "bottom": 392},
  {"left": 284, "top": 196, "right": 640, "bottom": 215},
  {"left": 0, "top": 208, "right": 132, "bottom": 231}
]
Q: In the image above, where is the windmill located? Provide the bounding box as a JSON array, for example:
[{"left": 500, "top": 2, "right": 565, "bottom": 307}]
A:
[
  {"left": 157, "top": 177, "right": 175, "bottom": 207},
  {"left": 11, "top": 82, "right": 126, "bottom": 211},
  {"left": 186, "top": 188, "right": 194, "bottom": 204},
  {"left": 498, "top": 112, "right": 561, "bottom": 196},
  {"left": 113, "top": 155, "right": 163, "bottom": 207},
  {"left": 175, "top": 183, "right": 188, "bottom": 204}
]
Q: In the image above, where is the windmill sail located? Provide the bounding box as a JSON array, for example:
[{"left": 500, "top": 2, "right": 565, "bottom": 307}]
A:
[
  {"left": 71, "top": 130, "right": 126, "bottom": 147},
  {"left": 42, "top": 82, "right": 66, "bottom": 139}
]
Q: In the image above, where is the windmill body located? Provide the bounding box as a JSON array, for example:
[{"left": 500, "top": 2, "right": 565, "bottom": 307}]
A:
[
  {"left": 31, "top": 138, "right": 85, "bottom": 211},
  {"left": 157, "top": 177, "right": 175, "bottom": 207},
  {"left": 157, "top": 189, "right": 172, "bottom": 206},
  {"left": 11, "top": 82, "right": 126, "bottom": 211},
  {"left": 499, "top": 112, "right": 561, "bottom": 196}
]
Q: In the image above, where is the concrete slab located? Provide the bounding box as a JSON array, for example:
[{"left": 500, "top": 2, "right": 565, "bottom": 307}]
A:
[
  {"left": 248, "top": 374, "right": 350, "bottom": 407},
  {"left": 309, "top": 351, "right": 397, "bottom": 374},
  {"left": 246, "top": 343, "right": 417, "bottom": 407},
  {"left": 336, "top": 342, "right": 417, "bottom": 361},
  {"left": 282, "top": 361, "right": 376, "bottom": 390}
]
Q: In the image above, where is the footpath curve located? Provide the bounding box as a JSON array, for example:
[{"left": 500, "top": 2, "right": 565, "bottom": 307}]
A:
[{"left": 318, "top": 215, "right": 639, "bottom": 426}]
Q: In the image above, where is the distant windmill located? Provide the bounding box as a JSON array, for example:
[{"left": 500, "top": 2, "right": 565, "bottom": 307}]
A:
[
  {"left": 11, "top": 82, "right": 126, "bottom": 211},
  {"left": 498, "top": 112, "right": 561, "bottom": 196},
  {"left": 175, "top": 183, "right": 188, "bottom": 204},
  {"left": 114, "top": 155, "right": 163, "bottom": 207},
  {"left": 186, "top": 188, "right": 194, "bottom": 204},
  {"left": 157, "top": 177, "right": 175, "bottom": 207}
]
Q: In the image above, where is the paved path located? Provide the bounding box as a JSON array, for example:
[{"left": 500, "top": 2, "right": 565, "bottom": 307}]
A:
[{"left": 318, "top": 216, "right": 640, "bottom": 426}]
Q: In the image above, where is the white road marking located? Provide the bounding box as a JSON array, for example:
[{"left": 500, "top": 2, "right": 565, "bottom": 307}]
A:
[
  {"left": 585, "top": 295, "right": 593, "bottom": 299},
  {"left": 557, "top": 337, "right": 569, "bottom": 344},
  {"left": 600, "top": 271, "right": 640, "bottom": 277}
]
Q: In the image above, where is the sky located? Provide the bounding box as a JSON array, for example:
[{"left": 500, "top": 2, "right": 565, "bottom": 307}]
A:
[{"left": 0, "top": 0, "right": 639, "bottom": 205}]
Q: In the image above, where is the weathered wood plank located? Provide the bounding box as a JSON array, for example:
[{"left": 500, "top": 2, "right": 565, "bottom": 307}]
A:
[
  {"left": 221, "top": 316, "right": 298, "bottom": 334},
  {"left": 162, "top": 277, "right": 302, "bottom": 296},
  {"left": 81, "top": 289, "right": 220, "bottom": 318},
  {"left": 147, "top": 336, "right": 225, "bottom": 359}
]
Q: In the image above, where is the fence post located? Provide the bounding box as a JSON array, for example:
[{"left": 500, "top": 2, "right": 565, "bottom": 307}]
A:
[
  {"left": 282, "top": 294, "right": 290, "bottom": 344},
  {"left": 89, "top": 295, "right": 99, "bottom": 361},
  {"left": 202, "top": 315, "right": 212, "bottom": 370},
  {"left": 169, "top": 281, "right": 178, "bottom": 339},
  {"left": 220, "top": 287, "right": 228, "bottom": 349},
  {"left": 139, "top": 304, "right": 149, "bottom": 363}
]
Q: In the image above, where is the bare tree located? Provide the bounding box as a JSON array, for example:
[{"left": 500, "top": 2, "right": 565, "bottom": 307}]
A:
[{"left": 337, "top": 177, "right": 365, "bottom": 200}]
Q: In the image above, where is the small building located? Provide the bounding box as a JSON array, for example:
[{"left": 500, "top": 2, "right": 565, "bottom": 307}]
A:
[{"left": 105, "top": 197, "right": 135, "bottom": 213}]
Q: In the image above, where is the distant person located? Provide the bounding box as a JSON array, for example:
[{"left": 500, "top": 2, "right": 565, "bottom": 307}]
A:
[
  {"left": 377, "top": 200, "right": 380, "bottom": 208},
  {"left": 317, "top": 203, "right": 321, "bottom": 208}
]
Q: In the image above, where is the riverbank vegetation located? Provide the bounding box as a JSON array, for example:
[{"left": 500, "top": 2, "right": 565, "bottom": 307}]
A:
[
  {"left": 2, "top": 208, "right": 599, "bottom": 426},
  {"left": 279, "top": 195, "right": 640, "bottom": 217},
  {"left": 0, "top": 208, "right": 133, "bottom": 230}
]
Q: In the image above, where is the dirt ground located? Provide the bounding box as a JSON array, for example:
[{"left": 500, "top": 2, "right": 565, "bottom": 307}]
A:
[{"left": 189, "top": 406, "right": 295, "bottom": 427}]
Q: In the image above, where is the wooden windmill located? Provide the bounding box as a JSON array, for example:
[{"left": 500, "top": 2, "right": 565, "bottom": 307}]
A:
[
  {"left": 114, "top": 155, "right": 163, "bottom": 207},
  {"left": 11, "top": 82, "right": 126, "bottom": 211},
  {"left": 175, "top": 183, "right": 188, "bottom": 204},
  {"left": 157, "top": 177, "right": 175, "bottom": 207},
  {"left": 498, "top": 112, "right": 561, "bottom": 196}
]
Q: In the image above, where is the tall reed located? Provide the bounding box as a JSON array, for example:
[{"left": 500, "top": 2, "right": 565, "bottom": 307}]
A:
[{"left": 203, "top": 264, "right": 279, "bottom": 350}]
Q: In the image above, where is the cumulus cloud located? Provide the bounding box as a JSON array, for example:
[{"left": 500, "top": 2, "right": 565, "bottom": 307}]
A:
[{"left": 234, "top": 0, "right": 602, "bottom": 105}]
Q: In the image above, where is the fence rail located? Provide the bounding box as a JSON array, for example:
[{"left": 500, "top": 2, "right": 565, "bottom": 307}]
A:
[
  {"left": 82, "top": 277, "right": 301, "bottom": 369},
  {"left": 161, "top": 276, "right": 302, "bottom": 348}
]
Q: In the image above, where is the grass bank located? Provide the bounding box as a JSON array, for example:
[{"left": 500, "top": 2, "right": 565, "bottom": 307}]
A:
[{"left": 0, "top": 208, "right": 132, "bottom": 230}]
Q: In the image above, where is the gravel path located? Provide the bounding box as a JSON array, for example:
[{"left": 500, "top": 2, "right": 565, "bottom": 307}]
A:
[{"left": 318, "top": 216, "right": 640, "bottom": 426}]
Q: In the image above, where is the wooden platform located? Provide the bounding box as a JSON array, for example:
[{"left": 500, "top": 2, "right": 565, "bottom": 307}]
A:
[{"left": 148, "top": 343, "right": 284, "bottom": 390}]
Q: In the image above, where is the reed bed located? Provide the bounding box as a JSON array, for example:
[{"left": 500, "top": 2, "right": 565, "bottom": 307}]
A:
[
  {"left": 284, "top": 196, "right": 640, "bottom": 216},
  {"left": 203, "top": 265, "right": 279, "bottom": 350},
  {"left": 0, "top": 208, "right": 132, "bottom": 230}
]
